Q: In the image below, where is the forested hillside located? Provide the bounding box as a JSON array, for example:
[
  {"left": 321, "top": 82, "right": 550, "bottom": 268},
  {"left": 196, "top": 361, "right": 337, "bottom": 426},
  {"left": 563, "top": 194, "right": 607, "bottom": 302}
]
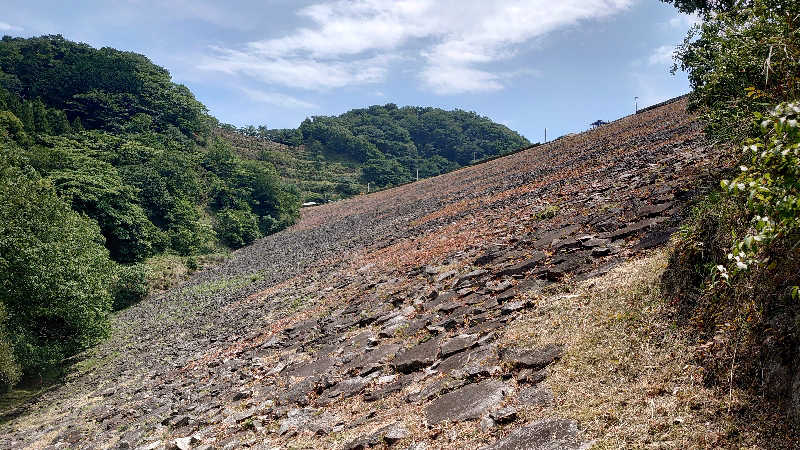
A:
[
  {"left": 0, "top": 35, "right": 300, "bottom": 388},
  {"left": 225, "top": 104, "right": 532, "bottom": 200}
]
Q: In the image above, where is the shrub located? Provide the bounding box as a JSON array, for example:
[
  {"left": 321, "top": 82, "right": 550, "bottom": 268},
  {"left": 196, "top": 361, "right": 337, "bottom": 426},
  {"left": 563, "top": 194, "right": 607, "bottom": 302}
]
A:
[
  {"left": 0, "top": 303, "right": 21, "bottom": 392},
  {"left": 111, "top": 264, "right": 150, "bottom": 311},
  {"left": 717, "top": 103, "right": 800, "bottom": 279},
  {"left": 662, "top": 104, "right": 800, "bottom": 411},
  {"left": 214, "top": 208, "right": 260, "bottom": 249}
]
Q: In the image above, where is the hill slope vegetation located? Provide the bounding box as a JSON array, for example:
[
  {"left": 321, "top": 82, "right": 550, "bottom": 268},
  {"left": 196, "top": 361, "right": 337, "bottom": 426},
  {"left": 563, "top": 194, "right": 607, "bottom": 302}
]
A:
[
  {"left": 224, "top": 104, "right": 531, "bottom": 201},
  {"left": 0, "top": 34, "right": 300, "bottom": 384}
]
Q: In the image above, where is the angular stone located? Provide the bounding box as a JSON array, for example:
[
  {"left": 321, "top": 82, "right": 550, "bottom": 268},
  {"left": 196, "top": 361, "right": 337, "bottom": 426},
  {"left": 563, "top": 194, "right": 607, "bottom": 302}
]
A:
[
  {"left": 601, "top": 218, "right": 657, "bottom": 240},
  {"left": 440, "top": 334, "right": 478, "bottom": 357},
  {"left": 498, "top": 252, "right": 545, "bottom": 277},
  {"left": 285, "top": 356, "right": 336, "bottom": 378},
  {"left": 518, "top": 385, "right": 553, "bottom": 406},
  {"left": 457, "top": 269, "right": 488, "bottom": 286},
  {"left": 383, "top": 423, "right": 409, "bottom": 443},
  {"left": 426, "top": 379, "right": 508, "bottom": 425},
  {"left": 344, "top": 344, "right": 401, "bottom": 376},
  {"left": 581, "top": 237, "right": 610, "bottom": 248},
  {"left": 423, "top": 291, "right": 456, "bottom": 312},
  {"left": 636, "top": 202, "right": 673, "bottom": 218},
  {"left": 632, "top": 229, "right": 674, "bottom": 250},
  {"left": 501, "top": 300, "right": 530, "bottom": 315},
  {"left": 501, "top": 344, "right": 563, "bottom": 370},
  {"left": 487, "top": 280, "right": 513, "bottom": 293},
  {"left": 480, "top": 418, "right": 584, "bottom": 450},
  {"left": 516, "top": 368, "right": 548, "bottom": 385},
  {"left": 392, "top": 338, "right": 441, "bottom": 373},
  {"left": 436, "top": 270, "right": 457, "bottom": 283},
  {"left": 490, "top": 407, "right": 517, "bottom": 423},
  {"left": 364, "top": 381, "right": 404, "bottom": 402},
  {"left": 319, "top": 377, "right": 368, "bottom": 402},
  {"left": 437, "top": 345, "right": 498, "bottom": 374},
  {"left": 407, "top": 376, "right": 469, "bottom": 403}
]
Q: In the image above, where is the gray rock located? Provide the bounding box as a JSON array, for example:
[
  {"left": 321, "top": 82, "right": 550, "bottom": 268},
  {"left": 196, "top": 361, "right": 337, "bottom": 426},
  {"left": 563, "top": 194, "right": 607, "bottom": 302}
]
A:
[
  {"left": 480, "top": 418, "right": 585, "bottom": 450},
  {"left": 392, "top": 338, "right": 441, "bottom": 373},
  {"left": 457, "top": 269, "right": 488, "bottom": 286},
  {"left": 435, "top": 270, "right": 457, "bottom": 283},
  {"left": 501, "top": 300, "right": 530, "bottom": 315},
  {"left": 440, "top": 334, "right": 478, "bottom": 357},
  {"left": 285, "top": 356, "right": 336, "bottom": 378},
  {"left": 383, "top": 423, "right": 409, "bottom": 443},
  {"left": 501, "top": 344, "right": 563, "bottom": 369},
  {"left": 518, "top": 385, "right": 553, "bottom": 406},
  {"left": 491, "top": 407, "right": 518, "bottom": 423},
  {"left": 481, "top": 415, "right": 496, "bottom": 431},
  {"left": 172, "top": 436, "right": 200, "bottom": 450},
  {"left": 425, "top": 379, "right": 508, "bottom": 425},
  {"left": 407, "top": 375, "right": 469, "bottom": 403},
  {"left": 437, "top": 345, "right": 498, "bottom": 374},
  {"left": 498, "top": 252, "right": 545, "bottom": 277}
]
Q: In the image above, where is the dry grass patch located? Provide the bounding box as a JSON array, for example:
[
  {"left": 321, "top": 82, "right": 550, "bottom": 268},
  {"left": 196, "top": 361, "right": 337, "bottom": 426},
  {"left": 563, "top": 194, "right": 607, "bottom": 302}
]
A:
[{"left": 502, "top": 250, "right": 793, "bottom": 448}]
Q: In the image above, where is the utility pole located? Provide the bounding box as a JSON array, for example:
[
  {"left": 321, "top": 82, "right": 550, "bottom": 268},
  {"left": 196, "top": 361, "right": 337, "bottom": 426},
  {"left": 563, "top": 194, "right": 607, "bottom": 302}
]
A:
[
  {"left": 635, "top": 96, "right": 639, "bottom": 114},
  {"left": 544, "top": 128, "right": 547, "bottom": 143}
]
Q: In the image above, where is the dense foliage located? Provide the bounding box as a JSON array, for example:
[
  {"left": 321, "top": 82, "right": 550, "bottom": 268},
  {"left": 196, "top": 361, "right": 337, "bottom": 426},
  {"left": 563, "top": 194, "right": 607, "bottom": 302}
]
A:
[
  {"left": 672, "top": 0, "right": 799, "bottom": 139},
  {"left": 719, "top": 103, "right": 800, "bottom": 278},
  {"left": 229, "top": 103, "right": 531, "bottom": 192},
  {"left": 662, "top": 0, "right": 800, "bottom": 414},
  {"left": 0, "top": 35, "right": 209, "bottom": 139},
  {"left": 0, "top": 35, "right": 301, "bottom": 387},
  {"left": 0, "top": 153, "right": 115, "bottom": 384}
]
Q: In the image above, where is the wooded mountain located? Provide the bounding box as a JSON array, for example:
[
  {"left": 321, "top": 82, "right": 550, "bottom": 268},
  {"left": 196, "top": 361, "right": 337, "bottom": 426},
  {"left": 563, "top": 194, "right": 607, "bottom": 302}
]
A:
[{"left": 225, "top": 104, "right": 531, "bottom": 199}]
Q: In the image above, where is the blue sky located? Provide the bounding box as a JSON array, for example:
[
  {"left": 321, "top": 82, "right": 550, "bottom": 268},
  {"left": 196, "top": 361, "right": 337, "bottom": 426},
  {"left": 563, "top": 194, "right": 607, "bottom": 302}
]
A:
[{"left": 1, "top": 0, "right": 698, "bottom": 141}]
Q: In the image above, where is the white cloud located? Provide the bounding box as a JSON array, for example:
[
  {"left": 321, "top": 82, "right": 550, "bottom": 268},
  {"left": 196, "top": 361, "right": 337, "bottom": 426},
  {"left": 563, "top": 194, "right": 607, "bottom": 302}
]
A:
[
  {"left": 239, "top": 87, "right": 318, "bottom": 110},
  {"left": 0, "top": 22, "right": 23, "bottom": 32},
  {"left": 200, "top": 0, "right": 634, "bottom": 94},
  {"left": 200, "top": 50, "right": 394, "bottom": 91},
  {"left": 648, "top": 45, "right": 675, "bottom": 66}
]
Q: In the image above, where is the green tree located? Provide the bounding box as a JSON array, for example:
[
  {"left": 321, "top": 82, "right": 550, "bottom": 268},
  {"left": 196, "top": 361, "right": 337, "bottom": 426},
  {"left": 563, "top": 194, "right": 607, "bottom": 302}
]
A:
[
  {"left": 32, "top": 98, "right": 50, "bottom": 134},
  {"left": 19, "top": 100, "right": 34, "bottom": 132},
  {"left": 669, "top": 0, "right": 800, "bottom": 138},
  {"left": 0, "top": 157, "right": 114, "bottom": 379},
  {"left": 215, "top": 208, "right": 260, "bottom": 249},
  {"left": 0, "top": 303, "right": 21, "bottom": 392}
]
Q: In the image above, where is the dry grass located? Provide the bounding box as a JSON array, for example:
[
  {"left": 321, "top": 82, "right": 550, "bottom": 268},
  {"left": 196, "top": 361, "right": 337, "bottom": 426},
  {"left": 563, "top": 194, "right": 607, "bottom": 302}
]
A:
[{"left": 502, "top": 250, "right": 794, "bottom": 448}]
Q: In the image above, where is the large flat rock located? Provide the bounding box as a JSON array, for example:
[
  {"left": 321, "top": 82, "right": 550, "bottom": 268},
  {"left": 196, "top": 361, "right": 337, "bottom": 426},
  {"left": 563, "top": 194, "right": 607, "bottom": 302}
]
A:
[
  {"left": 426, "top": 379, "right": 507, "bottom": 425},
  {"left": 392, "top": 338, "right": 441, "bottom": 373},
  {"left": 501, "top": 343, "right": 563, "bottom": 370},
  {"left": 481, "top": 418, "right": 586, "bottom": 450}
]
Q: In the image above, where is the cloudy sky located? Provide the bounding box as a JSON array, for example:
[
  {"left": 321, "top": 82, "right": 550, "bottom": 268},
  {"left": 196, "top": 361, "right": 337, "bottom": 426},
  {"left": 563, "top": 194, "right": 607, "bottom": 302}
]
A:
[{"left": 2, "top": 0, "right": 698, "bottom": 140}]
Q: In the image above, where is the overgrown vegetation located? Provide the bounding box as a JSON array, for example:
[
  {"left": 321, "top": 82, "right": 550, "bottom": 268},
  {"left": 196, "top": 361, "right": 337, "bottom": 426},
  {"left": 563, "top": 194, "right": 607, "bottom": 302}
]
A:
[
  {"left": 661, "top": 0, "right": 800, "bottom": 419},
  {"left": 0, "top": 35, "right": 300, "bottom": 388},
  {"left": 225, "top": 103, "right": 531, "bottom": 196}
]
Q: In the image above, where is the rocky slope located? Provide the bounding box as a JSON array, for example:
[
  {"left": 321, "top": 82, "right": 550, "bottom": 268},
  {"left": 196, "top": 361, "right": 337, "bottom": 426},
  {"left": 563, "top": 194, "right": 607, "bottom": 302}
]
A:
[{"left": 0, "top": 98, "right": 728, "bottom": 449}]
